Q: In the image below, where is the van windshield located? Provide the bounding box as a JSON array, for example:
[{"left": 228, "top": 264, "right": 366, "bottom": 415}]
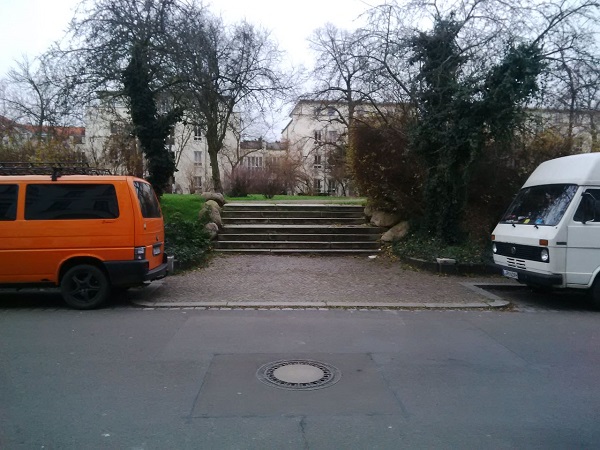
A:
[{"left": 501, "top": 184, "right": 578, "bottom": 226}]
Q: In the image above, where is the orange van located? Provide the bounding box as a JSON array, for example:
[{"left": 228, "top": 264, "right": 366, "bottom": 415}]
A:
[{"left": 0, "top": 164, "right": 167, "bottom": 309}]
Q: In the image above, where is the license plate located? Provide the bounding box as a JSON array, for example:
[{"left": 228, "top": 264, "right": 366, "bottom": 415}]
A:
[
  {"left": 152, "top": 245, "right": 162, "bottom": 256},
  {"left": 502, "top": 269, "right": 519, "bottom": 280}
]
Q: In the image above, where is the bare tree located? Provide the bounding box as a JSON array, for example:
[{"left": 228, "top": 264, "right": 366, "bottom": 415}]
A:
[
  {"left": 309, "top": 24, "right": 388, "bottom": 127},
  {"left": 171, "top": 6, "right": 294, "bottom": 192},
  {"left": 0, "top": 55, "right": 80, "bottom": 133}
]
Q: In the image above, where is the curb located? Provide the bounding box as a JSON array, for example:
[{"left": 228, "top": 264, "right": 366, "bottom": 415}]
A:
[
  {"left": 129, "top": 283, "right": 512, "bottom": 310},
  {"left": 130, "top": 301, "right": 510, "bottom": 309},
  {"left": 400, "top": 256, "right": 501, "bottom": 276}
]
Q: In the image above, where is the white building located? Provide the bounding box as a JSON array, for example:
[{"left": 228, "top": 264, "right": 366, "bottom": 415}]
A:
[
  {"left": 83, "top": 98, "right": 239, "bottom": 194},
  {"left": 282, "top": 100, "right": 351, "bottom": 196},
  {"left": 525, "top": 108, "right": 599, "bottom": 153},
  {"left": 283, "top": 99, "right": 599, "bottom": 196}
]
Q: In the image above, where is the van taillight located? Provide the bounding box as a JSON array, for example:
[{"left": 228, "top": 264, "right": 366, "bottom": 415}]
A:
[{"left": 134, "top": 246, "right": 146, "bottom": 260}]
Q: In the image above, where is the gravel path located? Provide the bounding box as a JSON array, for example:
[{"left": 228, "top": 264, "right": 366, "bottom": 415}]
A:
[{"left": 129, "top": 254, "right": 511, "bottom": 307}]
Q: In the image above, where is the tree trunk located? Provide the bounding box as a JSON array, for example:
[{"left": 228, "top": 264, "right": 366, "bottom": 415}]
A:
[{"left": 209, "top": 148, "right": 223, "bottom": 193}]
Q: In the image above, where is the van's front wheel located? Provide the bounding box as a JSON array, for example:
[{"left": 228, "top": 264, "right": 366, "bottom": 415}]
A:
[
  {"left": 60, "top": 264, "right": 110, "bottom": 310},
  {"left": 590, "top": 279, "right": 600, "bottom": 310}
]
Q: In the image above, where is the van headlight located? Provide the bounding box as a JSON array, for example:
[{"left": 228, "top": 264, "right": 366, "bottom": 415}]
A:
[
  {"left": 540, "top": 248, "right": 549, "bottom": 262},
  {"left": 492, "top": 243, "right": 497, "bottom": 254}
]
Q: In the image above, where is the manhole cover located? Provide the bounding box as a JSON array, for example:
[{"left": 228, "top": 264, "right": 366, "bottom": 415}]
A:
[{"left": 256, "top": 359, "right": 341, "bottom": 391}]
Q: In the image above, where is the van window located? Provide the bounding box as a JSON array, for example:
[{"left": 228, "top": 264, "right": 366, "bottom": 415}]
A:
[
  {"left": 500, "top": 184, "right": 578, "bottom": 226},
  {"left": 134, "top": 181, "right": 161, "bottom": 218},
  {"left": 25, "top": 184, "right": 119, "bottom": 220},
  {"left": 0, "top": 185, "right": 18, "bottom": 221},
  {"left": 574, "top": 189, "right": 600, "bottom": 223}
]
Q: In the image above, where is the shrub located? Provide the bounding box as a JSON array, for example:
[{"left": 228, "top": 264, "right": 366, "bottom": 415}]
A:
[
  {"left": 465, "top": 128, "right": 574, "bottom": 241},
  {"left": 226, "top": 167, "right": 254, "bottom": 197},
  {"left": 164, "top": 212, "right": 211, "bottom": 270},
  {"left": 349, "top": 118, "right": 425, "bottom": 217},
  {"left": 251, "top": 169, "right": 286, "bottom": 198},
  {"left": 392, "top": 229, "right": 493, "bottom": 265},
  {"left": 226, "top": 165, "right": 291, "bottom": 199}
]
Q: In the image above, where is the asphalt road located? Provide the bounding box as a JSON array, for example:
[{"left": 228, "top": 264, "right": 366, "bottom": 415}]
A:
[{"left": 1, "top": 304, "right": 600, "bottom": 449}]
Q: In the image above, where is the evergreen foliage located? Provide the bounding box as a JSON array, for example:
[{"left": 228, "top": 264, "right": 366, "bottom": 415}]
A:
[
  {"left": 122, "top": 43, "right": 181, "bottom": 196},
  {"left": 409, "top": 18, "right": 544, "bottom": 244}
]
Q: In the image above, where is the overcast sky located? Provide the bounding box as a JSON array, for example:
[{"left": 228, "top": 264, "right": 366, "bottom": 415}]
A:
[
  {"left": 0, "top": 0, "right": 375, "bottom": 136},
  {"left": 0, "top": 0, "right": 374, "bottom": 77}
]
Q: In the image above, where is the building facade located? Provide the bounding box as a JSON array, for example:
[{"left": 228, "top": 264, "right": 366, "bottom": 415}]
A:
[
  {"left": 282, "top": 100, "right": 351, "bottom": 196},
  {"left": 83, "top": 99, "right": 291, "bottom": 194}
]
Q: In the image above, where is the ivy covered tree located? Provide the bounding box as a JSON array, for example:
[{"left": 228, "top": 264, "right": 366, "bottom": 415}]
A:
[
  {"left": 122, "top": 42, "right": 181, "bottom": 196},
  {"left": 410, "top": 18, "right": 544, "bottom": 243},
  {"left": 63, "top": 0, "right": 185, "bottom": 196}
]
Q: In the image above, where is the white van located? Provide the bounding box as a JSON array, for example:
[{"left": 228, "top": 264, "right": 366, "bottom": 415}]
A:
[{"left": 492, "top": 153, "right": 600, "bottom": 307}]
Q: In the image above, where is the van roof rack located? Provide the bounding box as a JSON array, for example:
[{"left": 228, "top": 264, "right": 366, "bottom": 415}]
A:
[{"left": 0, "top": 162, "right": 112, "bottom": 180}]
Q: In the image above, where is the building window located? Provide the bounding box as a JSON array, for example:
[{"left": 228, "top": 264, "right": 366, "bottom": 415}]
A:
[
  {"left": 194, "top": 126, "right": 202, "bottom": 141},
  {"left": 110, "top": 122, "right": 125, "bottom": 135},
  {"left": 327, "top": 107, "right": 335, "bottom": 116},
  {"left": 194, "top": 151, "right": 202, "bottom": 165},
  {"left": 194, "top": 176, "right": 202, "bottom": 189},
  {"left": 328, "top": 180, "right": 337, "bottom": 193},
  {"left": 314, "top": 179, "right": 322, "bottom": 192},
  {"left": 327, "top": 130, "right": 338, "bottom": 142},
  {"left": 314, "top": 130, "right": 322, "bottom": 142},
  {"left": 247, "top": 156, "right": 263, "bottom": 169}
]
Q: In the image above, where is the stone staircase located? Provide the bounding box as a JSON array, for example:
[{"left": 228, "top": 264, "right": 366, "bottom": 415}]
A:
[{"left": 215, "top": 203, "right": 384, "bottom": 255}]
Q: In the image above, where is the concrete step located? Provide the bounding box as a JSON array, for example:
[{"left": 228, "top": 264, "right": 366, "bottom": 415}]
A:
[
  {"left": 221, "top": 210, "right": 364, "bottom": 219},
  {"left": 215, "top": 203, "right": 382, "bottom": 255},
  {"left": 214, "top": 240, "right": 380, "bottom": 250},
  {"left": 221, "top": 217, "right": 366, "bottom": 225},
  {"left": 215, "top": 248, "right": 380, "bottom": 255},
  {"left": 218, "top": 225, "right": 385, "bottom": 235},
  {"left": 217, "top": 233, "right": 381, "bottom": 242},
  {"left": 223, "top": 203, "right": 364, "bottom": 213}
]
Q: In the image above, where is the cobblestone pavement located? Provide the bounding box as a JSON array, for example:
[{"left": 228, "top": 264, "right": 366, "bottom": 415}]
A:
[{"left": 128, "top": 254, "right": 514, "bottom": 308}]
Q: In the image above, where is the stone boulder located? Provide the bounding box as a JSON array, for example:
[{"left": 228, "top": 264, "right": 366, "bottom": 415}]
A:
[
  {"left": 204, "top": 222, "right": 219, "bottom": 240},
  {"left": 364, "top": 204, "right": 374, "bottom": 220},
  {"left": 370, "top": 210, "right": 402, "bottom": 228},
  {"left": 200, "top": 192, "right": 226, "bottom": 207},
  {"left": 199, "top": 200, "right": 222, "bottom": 228},
  {"left": 381, "top": 221, "right": 410, "bottom": 243}
]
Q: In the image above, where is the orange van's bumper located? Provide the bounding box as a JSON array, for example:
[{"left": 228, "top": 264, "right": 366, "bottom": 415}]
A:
[{"left": 105, "top": 260, "right": 168, "bottom": 287}]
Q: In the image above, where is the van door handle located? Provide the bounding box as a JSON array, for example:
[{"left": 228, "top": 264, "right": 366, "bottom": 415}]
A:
[{"left": 102, "top": 220, "right": 116, "bottom": 224}]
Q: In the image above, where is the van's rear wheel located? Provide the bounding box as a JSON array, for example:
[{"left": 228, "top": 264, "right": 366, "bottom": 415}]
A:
[{"left": 60, "top": 264, "right": 110, "bottom": 310}]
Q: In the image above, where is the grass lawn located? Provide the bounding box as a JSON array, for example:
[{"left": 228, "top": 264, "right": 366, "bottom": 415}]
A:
[
  {"left": 160, "top": 194, "right": 205, "bottom": 222},
  {"left": 160, "top": 193, "right": 366, "bottom": 222},
  {"left": 225, "top": 194, "right": 366, "bottom": 204}
]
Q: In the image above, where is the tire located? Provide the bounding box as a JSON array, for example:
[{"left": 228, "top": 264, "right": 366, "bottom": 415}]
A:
[
  {"left": 590, "top": 279, "right": 600, "bottom": 310},
  {"left": 60, "top": 264, "right": 110, "bottom": 310}
]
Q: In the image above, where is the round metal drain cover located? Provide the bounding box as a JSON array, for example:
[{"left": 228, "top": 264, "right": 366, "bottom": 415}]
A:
[{"left": 257, "top": 359, "right": 341, "bottom": 391}]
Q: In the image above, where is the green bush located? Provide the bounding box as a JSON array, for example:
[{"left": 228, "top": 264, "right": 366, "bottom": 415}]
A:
[{"left": 164, "top": 212, "right": 212, "bottom": 270}]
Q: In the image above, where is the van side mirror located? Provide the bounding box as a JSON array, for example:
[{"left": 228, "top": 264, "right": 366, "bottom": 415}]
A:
[{"left": 581, "top": 192, "right": 596, "bottom": 224}]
